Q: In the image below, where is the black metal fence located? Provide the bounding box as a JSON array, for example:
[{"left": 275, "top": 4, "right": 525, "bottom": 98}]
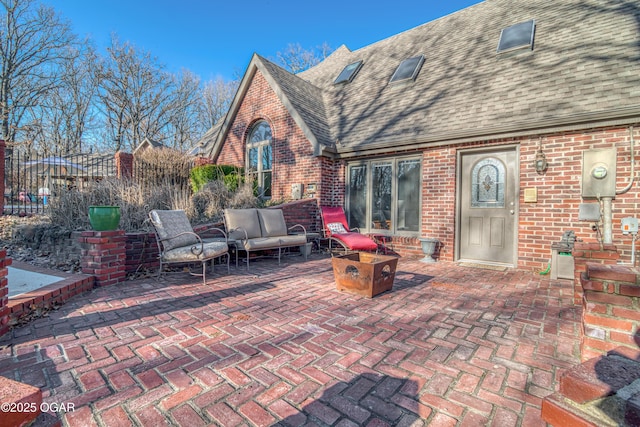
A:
[{"left": 3, "top": 150, "right": 116, "bottom": 215}]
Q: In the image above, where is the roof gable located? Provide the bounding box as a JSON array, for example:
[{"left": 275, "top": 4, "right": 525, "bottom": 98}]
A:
[{"left": 207, "top": 54, "right": 334, "bottom": 160}]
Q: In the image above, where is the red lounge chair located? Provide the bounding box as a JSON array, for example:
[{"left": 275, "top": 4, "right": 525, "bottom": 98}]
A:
[{"left": 320, "top": 206, "right": 379, "bottom": 253}]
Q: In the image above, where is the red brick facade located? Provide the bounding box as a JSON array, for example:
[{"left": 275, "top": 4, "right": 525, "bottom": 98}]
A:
[
  {"left": 215, "top": 70, "right": 640, "bottom": 270},
  {"left": 80, "top": 230, "right": 127, "bottom": 287},
  {"left": 577, "top": 259, "right": 640, "bottom": 361},
  {"left": 115, "top": 151, "right": 133, "bottom": 179},
  {"left": 217, "top": 72, "right": 325, "bottom": 204},
  {"left": 0, "top": 139, "right": 4, "bottom": 214},
  {"left": 0, "top": 249, "right": 11, "bottom": 337}
]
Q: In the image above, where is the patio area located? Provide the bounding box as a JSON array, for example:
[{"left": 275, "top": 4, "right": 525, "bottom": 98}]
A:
[{"left": 0, "top": 254, "right": 581, "bottom": 426}]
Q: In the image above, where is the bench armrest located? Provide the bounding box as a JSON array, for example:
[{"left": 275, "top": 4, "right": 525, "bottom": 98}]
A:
[
  {"left": 228, "top": 226, "right": 249, "bottom": 241},
  {"left": 288, "top": 224, "right": 307, "bottom": 237}
]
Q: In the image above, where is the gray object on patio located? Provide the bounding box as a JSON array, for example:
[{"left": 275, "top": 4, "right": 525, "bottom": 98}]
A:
[
  {"left": 149, "top": 209, "right": 229, "bottom": 284},
  {"left": 223, "top": 208, "right": 307, "bottom": 271}
]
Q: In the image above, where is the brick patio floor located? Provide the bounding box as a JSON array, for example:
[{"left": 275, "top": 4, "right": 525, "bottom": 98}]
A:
[{"left": 0, "top": 254, "right": 581, "bottom": 426}]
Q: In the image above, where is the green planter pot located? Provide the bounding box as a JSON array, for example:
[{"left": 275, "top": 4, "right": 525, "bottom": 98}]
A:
[{"left": 88, "top": 206, "right": 121, "bottom": 231}]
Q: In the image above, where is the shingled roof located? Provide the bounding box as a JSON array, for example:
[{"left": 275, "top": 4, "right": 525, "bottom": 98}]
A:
[{"left": 207, "top": 0, "right": 640, "bottom": 159}]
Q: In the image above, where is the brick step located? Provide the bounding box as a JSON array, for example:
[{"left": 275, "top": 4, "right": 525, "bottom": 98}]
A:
[
  {"left": 0, "top": 376, "right": 43, "bottom": 427},
  {"left": 542, "top": 347, "right": 640, "bottom": 427}
]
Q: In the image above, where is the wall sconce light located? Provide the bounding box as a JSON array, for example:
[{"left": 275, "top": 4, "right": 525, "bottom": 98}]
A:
[{"left": 534, "top": 139, "right": 548, "bottom": 174}]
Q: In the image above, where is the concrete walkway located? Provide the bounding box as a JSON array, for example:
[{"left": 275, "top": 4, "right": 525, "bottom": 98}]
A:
[{"left": 0, "top": 255, "right": 581, "bottom": 426}]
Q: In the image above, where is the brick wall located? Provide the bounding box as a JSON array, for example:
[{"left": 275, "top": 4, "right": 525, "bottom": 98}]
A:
[
  {"left": 518, "top": 127, "right": 639, "bottom": 270},
  {"left": 79, "top": 230, "right": 127, "bottom": 287},
  {"left": 125, "top": 232, "right": 159, "bottom": 276},
  {"left": 0, "top": 139, "right": 4, "bottom": 214},
  {"left": 216, "top": 70, "right": 326, "bottom": 204},
  {"left": 269, "top": 199, "right": 321, "bottom": 233},
  {"left": 0, "top": 249, "right": 11, "bottom": 337},
  {"left": 419, "top": 127, "right": 639, "bottom": 267},
  {"left": 194, "top": 157, "right": 214, "bottom": 167},
  {"left": 579, "top": 262, "right": 640, "bottom": 361},
  {"left": 422, "top": 145, "right": 458, "bottom": 261},
  {"left": 215, "top": 73, "right": 640, "bottom": 268}
]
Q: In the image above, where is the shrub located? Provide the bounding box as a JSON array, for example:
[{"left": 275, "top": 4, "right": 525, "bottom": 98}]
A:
[
  {"left": 134, "top": 147, "right": 193, "bottom": 193},
  {"left": 190, "top": 164, "right": 244, "bottom": 193},
  {"left": 48, "top": 177, "right": 191, "bottom": 232},
  {"left": 47, "top": 176, "right": 259, "bottom": 233}
]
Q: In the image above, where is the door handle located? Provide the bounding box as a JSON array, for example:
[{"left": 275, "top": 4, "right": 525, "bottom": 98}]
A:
[{"left": 510, "top": 210, "right": 515, "bottom": 215}]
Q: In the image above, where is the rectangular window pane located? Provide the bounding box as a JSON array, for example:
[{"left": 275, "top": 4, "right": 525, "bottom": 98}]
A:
[
  {"left": 397, "top": 159, "right": 421, "bottom": 231},
  {"left": 262, "top": 144, "right": 272, "bottom": 170},
  {"left": 248, "top": 147, "right": 258, "bottom": 170},
  {"left": 372, "top": 162, "right": 392, "bottom": 230},
  {"left": 262, "top": 171, "right": 272, "bottom": 198},
  {"left": 348, "top": 165, "right": 367, "bottom": 229}
]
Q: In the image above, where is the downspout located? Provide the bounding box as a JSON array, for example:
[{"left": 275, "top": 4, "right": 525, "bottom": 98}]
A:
[{"left": 603, "top": 126, "right": 635, "bottom": 244}]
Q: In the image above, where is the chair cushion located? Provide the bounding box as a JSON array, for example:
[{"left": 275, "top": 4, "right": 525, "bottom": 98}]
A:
[
  {"left": 150, "top": 210, "right": 199, "bottom": 251},
  {"left": 257, "top": 209, "right": 288, "bottom": 237},
  {"left": 332, "top": 232, "right": 378, "bottom": 251},
  {"left": 242, "top": 237, "right": 281, "bottom": 251},
  {"left": 224, "top": 209, "right": 261, "bottom": 240},
  {"left": 278, "top": 235, "right": 307, "bottom": 246},
  {"left": 241, "top": 234, "right": 306, "bottom": 251},
  {"left": 327, "top": 222, "right": 348, "bottom": 234},
  {"left": 162, "top": 241, "right": 228, "bottom": 262}
]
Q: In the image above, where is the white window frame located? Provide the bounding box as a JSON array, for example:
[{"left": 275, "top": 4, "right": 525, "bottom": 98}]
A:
[
  {"left": 246, "top": 121, "right": 272, "bottom": 199},
  {"left": 346, "top": 155, "right": 422, "bottom": 235}
]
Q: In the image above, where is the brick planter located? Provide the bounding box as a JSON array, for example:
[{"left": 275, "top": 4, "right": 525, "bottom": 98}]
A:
[
  {"left": 0, "top": 249, "right": 11, "bottom": 337},
  {"left": 79, "top": 230, "right": 126, "bottom": 287}
]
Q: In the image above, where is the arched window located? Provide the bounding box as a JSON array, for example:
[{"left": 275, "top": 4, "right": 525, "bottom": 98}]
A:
[{"left": 246, "top": 120, "right": 272, "bottom": 198}]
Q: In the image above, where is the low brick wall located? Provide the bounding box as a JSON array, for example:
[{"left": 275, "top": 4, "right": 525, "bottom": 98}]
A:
[
  {"left": 580, "top": 263, "right": 640, "bottom": 361},
  {"left": 0, "top": 249, "right": 11, "bottom": 337},
  {"left": 271, "top": 198, "right": 321, "bottom": 233},
  {"left": 125, "top": 231, "right": 159, "bottom": 275},
  {"left": 8, "top": 265, "right": 94, "bottom": 323}
]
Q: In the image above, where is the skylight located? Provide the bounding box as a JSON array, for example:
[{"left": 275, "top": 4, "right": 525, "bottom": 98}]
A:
[
  {"left": 390, "top": 55, "right": 424, "bottom": 84},
  {"left": 497, "top": 20, "right": 536, "bottom": 53},
  {"left": 334, "top": 60, "right": 363, "bottom": 84}
]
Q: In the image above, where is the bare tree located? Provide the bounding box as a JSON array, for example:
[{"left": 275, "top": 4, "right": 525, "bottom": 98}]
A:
[
  {"left": 275, "top": 42, "right": 333, "bottom": 74},
  {"left": 165, "top": 69, "right": 204, "bottom": 151},
  {"left": 27, "top": 42, "right": 100, "bottom": 154},
  {"left": 200, "top": 76, "right": 237, "bottom": 129},
  {"left": 0, "top": 0, "right": 75, "bottom": 145},
  {"left": 97, "top": 35, "right": 174, "bottom": 152}
]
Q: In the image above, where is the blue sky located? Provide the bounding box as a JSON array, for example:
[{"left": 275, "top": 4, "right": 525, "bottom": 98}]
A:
[{"left": 44, "top": 0, "right": 481, "bottom": 81}]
